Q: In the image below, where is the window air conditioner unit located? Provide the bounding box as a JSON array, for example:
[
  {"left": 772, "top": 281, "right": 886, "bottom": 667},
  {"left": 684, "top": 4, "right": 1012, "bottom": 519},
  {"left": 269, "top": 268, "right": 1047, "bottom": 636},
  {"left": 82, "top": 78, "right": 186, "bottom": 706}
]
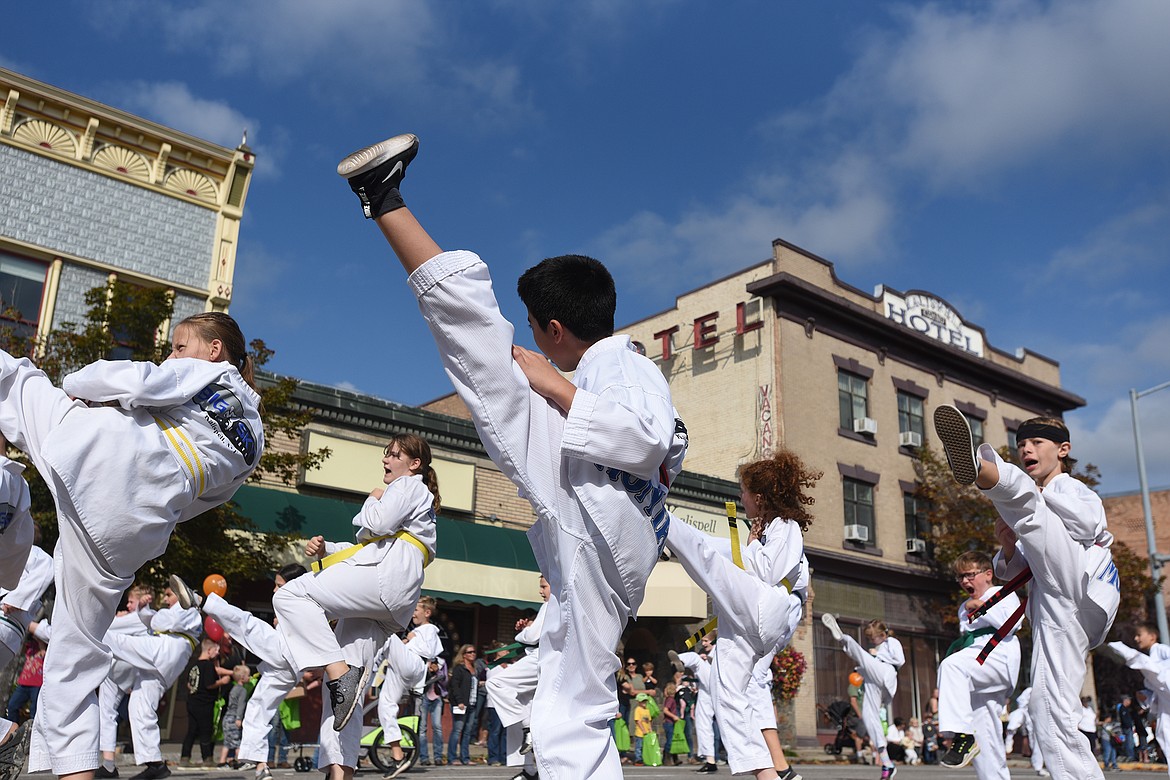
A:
[
  {"left": 906, "top": 538, "right": 927, "bottom": 554},
  {"left": 852, "top": 417, "right": 878, "bottom": 435},
  {"left": 899, "top": 430, "right": 923, "bottom": 447},
  {"left": 844, "top": 524, "right": 870, "bottom": 543}
]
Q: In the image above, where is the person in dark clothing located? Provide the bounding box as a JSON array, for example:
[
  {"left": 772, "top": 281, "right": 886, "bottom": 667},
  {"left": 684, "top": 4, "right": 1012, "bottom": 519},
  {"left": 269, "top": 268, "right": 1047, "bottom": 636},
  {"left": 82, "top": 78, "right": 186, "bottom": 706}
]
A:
[
  {"left": 181, "top": 638, "right": 230, "bottom": 766},
  {"left": 1117, "top": 695, "right": 1136, "bottom": 762}
]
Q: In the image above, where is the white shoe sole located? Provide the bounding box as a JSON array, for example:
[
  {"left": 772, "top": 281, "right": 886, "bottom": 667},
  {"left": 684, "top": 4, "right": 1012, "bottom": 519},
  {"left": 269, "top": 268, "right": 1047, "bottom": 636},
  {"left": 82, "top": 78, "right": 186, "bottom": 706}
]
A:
[
  {"left": 168, "top": 574, "right": 201, "bottom": 610},
  {"left": 933, "top": 405, "right": 978, "bottom": 485},
  {"left": 337, "top": 134, "right": 417, "bottom": 178},
  {"left": 820, "top": 612, "right": 843, "bottom": 642}
]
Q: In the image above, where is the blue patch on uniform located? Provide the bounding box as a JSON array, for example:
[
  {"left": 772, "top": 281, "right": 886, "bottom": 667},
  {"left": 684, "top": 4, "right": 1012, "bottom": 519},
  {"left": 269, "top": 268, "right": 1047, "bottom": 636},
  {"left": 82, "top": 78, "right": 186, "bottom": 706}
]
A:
[
  {"left": 193, "top": 383, "right": 258, "bottom": 465},
  {"left": 0, "top": 503, "right": 14, "bottom": 534},
  {"left": 1098, "top": 561, "right": 1120, "bottom": 592},
  {"left": 596, "top": 463, "right": 671, "bottom": 556}
]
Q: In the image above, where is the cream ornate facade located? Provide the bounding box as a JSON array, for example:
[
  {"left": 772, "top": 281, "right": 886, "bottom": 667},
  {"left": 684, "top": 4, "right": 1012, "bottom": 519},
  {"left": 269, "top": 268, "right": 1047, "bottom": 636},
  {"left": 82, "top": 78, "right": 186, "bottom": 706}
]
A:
[{"left": 0, "top": 67, "right": 254, "bottom": 338}]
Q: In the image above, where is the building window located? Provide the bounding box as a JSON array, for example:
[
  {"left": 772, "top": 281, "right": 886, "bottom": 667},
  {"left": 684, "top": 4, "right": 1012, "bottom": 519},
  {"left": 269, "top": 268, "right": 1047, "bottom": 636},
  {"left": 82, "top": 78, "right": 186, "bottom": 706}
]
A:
[
  {"left": 904, "top": 492, "right": 930, "bottom": 553},
  {"left": 897, "top": 391, "right": 925, "bottom": 445},
  {"left": 0, "top": 251, "right": 48, "bottom": 344},
  {"left": 839, "top": 371, "right": 869, "bottom": 431},
  {"left": 1006, "top": 428, "right": 1018, "bottom": 450},
  {"left": 843, "top": 477, "right": 875, "bottom": 544},
  {"left": 964, "top": 413, "right": 985, "bottom": 447}
]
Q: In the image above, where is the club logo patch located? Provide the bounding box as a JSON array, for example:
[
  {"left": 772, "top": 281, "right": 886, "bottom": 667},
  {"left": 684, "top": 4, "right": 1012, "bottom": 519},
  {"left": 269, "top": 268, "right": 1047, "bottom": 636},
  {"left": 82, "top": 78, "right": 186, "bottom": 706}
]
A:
[
  {"left": 0, "top": 503, "right": 14, "bottom": 535},
  {"left": 193, "top": 383, "right": 258, "bottom": 466}
]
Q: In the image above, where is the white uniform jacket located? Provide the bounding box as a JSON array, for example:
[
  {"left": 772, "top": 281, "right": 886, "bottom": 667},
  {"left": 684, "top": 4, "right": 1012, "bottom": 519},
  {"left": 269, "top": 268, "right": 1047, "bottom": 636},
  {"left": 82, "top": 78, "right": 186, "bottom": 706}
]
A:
[
  {"left": 744, "top": 518, "right": 809, "bottom": 603},
  {"left": 959, "top": 585, "right": 1023, "bottom": 647},
  {"left": 516, "top": 602, "right": 547, "bottom": 657},
  {"left": 42, "top": 358, "right": 263, "bottom": 576},
  {"left": 0, "top": 543, "right": 53, "bottom": 653},
  {"left": 0, "top": 456, "right": 34, "bottom": 589},
  {"left": 409, "top": 251, "right": 677, "bottom": 614},
  {"left": 404, "top": 622, "right": 443, "bottom": 661}
]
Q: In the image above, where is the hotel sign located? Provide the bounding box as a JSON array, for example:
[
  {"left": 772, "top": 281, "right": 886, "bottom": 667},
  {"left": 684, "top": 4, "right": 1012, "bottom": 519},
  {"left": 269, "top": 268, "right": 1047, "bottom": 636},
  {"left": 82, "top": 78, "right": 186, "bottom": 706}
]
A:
[{"left": 882, "top": 291, "right": 983, "bottom": 357}]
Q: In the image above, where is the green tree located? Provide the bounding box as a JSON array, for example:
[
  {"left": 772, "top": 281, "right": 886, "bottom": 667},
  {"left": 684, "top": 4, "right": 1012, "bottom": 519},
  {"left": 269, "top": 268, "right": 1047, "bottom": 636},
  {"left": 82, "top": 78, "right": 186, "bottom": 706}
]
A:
[{"left": 0, "top": 280, "right": 328, "bottom": 593}]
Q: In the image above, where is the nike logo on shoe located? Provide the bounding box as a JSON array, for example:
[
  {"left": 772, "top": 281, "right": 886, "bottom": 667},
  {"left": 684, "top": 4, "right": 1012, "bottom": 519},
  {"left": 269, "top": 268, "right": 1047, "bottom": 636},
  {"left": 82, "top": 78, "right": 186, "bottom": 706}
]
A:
[{"left": 382, "top": 161, "right": 404, "bottom": 183}]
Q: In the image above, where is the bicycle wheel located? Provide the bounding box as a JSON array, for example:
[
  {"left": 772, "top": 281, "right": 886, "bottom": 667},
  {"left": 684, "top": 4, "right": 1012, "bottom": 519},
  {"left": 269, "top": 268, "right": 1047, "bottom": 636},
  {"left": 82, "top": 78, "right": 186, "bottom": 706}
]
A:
[
  {"left": 369, "top": 731, "right": 394, "bottom": 773},
  {"left": 398, "top": 725, "right": 420, "bottom": 771}
]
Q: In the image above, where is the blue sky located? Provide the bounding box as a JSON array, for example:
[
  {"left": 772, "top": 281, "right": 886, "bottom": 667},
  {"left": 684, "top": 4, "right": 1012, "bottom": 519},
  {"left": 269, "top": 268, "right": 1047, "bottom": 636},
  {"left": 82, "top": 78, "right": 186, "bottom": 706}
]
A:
[{"left": 3, "top": 0, "right": 1168, "bottom": 495}]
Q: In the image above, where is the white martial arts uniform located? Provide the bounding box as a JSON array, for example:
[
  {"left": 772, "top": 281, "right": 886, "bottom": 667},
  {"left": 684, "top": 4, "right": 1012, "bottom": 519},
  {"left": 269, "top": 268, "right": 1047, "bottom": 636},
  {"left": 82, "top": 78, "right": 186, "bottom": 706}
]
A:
[
  {"left": 375, "top": 623, "right": 442, "bottom": 747},
  {"left": 0, "top": 456, "right": 34, "bottom": 591},
  {"left": 984, "top": 445, "right": 1118, "bottom": 780},
  {"left": 201, "top": 592, "right": 300, "bottom": 766},
  {"left": 0, "top": 544, "right": 52, "bottom": 667},
  {"left": 838, "top": 632, "right": 904, "bottom": 754},
  {"left": 97, "top": 608, "right": 156, "bottom": 755},
  {"left": 1108, "top": 643, "right": 1170, "bottom": 777},
  {"left": 938, "top": 584, "right": 1022, "bottom": 780},
  {"left": 667, "top": 515, "right": 806, "bottom": 775},
  {"left": 106, "top": 603, "right": 201, "bottom": 765},
  {"left": 407, "top": 250, "right": 682, "bottom": 780},
  {"left": 678, "top": 650, "right": 716, "bottom": 761},
  {"left": 485, "top": 602, "right": 546, "bottom": 771},
  {"left": 0, "top": 352, "right": 263, "bottom": 775},
  {"left": 1004, "top": 687, "right": 1046, "bottom": 773},
  {"left": 274, "top": 473, "right": 435, "bottom": 771}
]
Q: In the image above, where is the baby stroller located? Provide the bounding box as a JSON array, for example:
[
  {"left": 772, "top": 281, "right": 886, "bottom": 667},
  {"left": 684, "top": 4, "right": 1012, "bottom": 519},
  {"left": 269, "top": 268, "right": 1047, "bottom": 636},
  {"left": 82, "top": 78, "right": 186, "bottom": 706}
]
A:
[{"left": 819, "top": 700, "right": 862, "bottom": 758}]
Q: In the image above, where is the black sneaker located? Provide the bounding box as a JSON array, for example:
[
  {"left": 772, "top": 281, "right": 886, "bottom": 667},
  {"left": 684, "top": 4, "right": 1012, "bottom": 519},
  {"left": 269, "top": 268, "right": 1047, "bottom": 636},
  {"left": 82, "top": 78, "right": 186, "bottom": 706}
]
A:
[
  {"left": 383, "top": 755, "right": 411, "bottom": 779},
  {"left": 510, "top": 771, "right": 538, "bottom": 780},
  {"left": 130, "top": 762, "right": 172, "bottom": 780},
  {"left": 168, "top": 574, "right": 201, "bottom": 609},
  {"left": 520, "top": 726, "right": 533, "bottom": 755},
  {"left": 327, "top": 664, "right": 370, "bottom": 731},
  {"left": 0, "top": 721, "right": 31, "bottom": 780},
  {"left": 777, "top": 769, "right": 802, "bottom": 780},
  {"left": 96, "top": 767, "right": 120, "bottom": 779},
  {"left": 940, "top": 732, "right": 980, "bottom": 768},
  {"left": 336, "top": 134, "right": 419, "bottom": 219},
  {"left": 697, "top": 764, "right": 718, "bottom": 774},
  {"left": 934, "top": 405, "right": 979, "bottom": 486}
]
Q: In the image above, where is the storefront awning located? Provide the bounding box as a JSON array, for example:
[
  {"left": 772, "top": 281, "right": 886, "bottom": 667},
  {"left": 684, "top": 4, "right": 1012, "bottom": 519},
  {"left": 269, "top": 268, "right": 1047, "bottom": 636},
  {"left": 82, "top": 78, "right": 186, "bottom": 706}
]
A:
[{"left": 231, "top": 485, "right": 543, "bottom": 609}]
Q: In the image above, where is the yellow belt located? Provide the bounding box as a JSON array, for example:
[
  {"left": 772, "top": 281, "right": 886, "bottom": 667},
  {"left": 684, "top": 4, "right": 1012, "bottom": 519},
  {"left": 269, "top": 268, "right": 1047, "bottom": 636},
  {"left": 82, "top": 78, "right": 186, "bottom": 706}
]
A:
[
  {"left": 157, "top": 630, "right": 198, "bottom": 652},
  {"left": 310, "top": 529, "right": 433, "bottom": 573},
  {"left": 154, "top": 415, "right": 205, "bottom": 496},
  {"left": 684, "top": 503, "right": 792, "bottom": 650}
]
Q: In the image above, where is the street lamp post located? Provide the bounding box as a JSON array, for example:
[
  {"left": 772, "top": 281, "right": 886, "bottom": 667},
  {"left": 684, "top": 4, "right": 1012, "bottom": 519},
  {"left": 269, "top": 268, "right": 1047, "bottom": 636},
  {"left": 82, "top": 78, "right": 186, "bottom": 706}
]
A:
[{"left": 1132, "top": 380, "right": 1170, "bottom": 644}]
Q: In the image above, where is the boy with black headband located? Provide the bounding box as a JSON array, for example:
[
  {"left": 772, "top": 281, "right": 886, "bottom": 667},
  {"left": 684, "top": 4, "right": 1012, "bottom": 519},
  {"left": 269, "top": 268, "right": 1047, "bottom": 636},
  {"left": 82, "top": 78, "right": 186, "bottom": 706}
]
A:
[{"left": 933, "top": 407, "right": 1118, "bottom": 780}]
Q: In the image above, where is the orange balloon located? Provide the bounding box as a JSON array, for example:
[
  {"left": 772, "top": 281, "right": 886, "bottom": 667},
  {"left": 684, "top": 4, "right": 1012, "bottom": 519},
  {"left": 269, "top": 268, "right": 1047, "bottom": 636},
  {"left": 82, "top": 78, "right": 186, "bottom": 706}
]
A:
[
  {"left": 203, "top": 574, "right": 228, "bottom": 598},
  {"left": 849, "top": 672, "right": 864, "bottom": 687}
]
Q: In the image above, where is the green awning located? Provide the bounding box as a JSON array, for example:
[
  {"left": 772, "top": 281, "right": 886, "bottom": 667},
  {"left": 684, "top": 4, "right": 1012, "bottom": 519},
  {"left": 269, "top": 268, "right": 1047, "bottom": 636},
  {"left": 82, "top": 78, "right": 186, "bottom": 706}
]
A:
[{"left": 231, "top": 485, "right": 542, "bottom": 608}]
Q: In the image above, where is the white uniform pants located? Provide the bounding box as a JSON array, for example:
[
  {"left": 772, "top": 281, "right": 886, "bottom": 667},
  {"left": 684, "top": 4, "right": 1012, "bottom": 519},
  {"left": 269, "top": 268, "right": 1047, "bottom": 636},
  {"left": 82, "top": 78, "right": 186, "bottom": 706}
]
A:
[
  {"left": 938, "top": 644, "right": 1018, "bottom": 780},
  {"left": 375, "top": 636, "right": 426, "bottom": 745},
  {"left": 486, "top": 652, "right": 538, "bottom": 730},
  {"left": 107, "top": 633, "right": 193, "bottom": 766},
  {"left": 0, "top": 352, "right": 130, "bottom": 775},
  {"left": 314, "top": 625, "right": 383, "bottom": 770},
  {"left": 98, "top": 674, "right": 131, "bottom": 753},
  {"left": 986, "top": 457, "right": 1109, "bottom": 780},
  {"left": 1006, "top": 709, "right": 1046, "bottom": 771},
  {"left": 679, "top": 652, "right": 715, "bottom": 759},
  {"left": 201, "top": 592, "right": 301, "bottom": 764},
  {"left": 667, "top": 519, "right": 800, "bottom": 774},
  {"left": 840, "top": 634, "right": 897, "bottom": 751},
  {"left": 273, "top": 561, "right": 399, "bottom": 672},
  {"left": 528, "top": 520, "right": 628, "bottom": 780}
]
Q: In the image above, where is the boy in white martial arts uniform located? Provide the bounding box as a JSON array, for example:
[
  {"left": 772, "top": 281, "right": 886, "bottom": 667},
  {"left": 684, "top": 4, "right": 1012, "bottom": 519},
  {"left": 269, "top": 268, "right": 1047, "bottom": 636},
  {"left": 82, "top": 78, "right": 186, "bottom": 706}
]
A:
[
  {"left": 96, "top": 585, "right": 158, "bottom": 779},
  {"left": 934, "top": 407, "right": 1118, "bottom": 780},
  {"left": 1003, "top": 687, "right": 1049, "bottom": 776},
  {"left": 0, "top": 435, "right": 36, "bottom": 593},
  {"left": 821, "top": 616, "right": 905, "bottom": 780},
  {"left": 672, "top": 638, "right": 719, "bottom": 773},
  {"left": 106, "top": 585, "right": 202, "bottom": 780},
  {"left": 1107, "top": 624, "right": 1170, "bottom": 778},
  {"left": 273, "top": 433, "right": 438, "bottom": 780},
  {"left": 936, "top": 551, "right": 1022, "bottom": 777},
  {"left": 174, "top": 566, "right": 307, "bottom": 780},
  {"left": 0, "top": 312, "right": 264, "bottom": 780},
  {"left": 0, "top": 530, "right": 53, "bottom": 670},
  {"left": 484, "top": 577, "right": 549, "bottom": 780},
  {"left": 337, "top": 133, "right": 685, "bottom": 780},
  {"left": 373, "top": 596, "right": 442, "bottom": 779},
  {"left": 666, "top": 450, "right": 816, "bottom": 780}
]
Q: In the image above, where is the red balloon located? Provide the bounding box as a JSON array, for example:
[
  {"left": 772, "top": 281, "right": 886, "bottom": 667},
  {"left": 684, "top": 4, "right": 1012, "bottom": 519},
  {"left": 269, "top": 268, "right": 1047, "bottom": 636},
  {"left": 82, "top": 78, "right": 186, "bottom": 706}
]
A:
[
  {"left": 203, "top": 574, "right": 228, "bottom": 598},
  {"left": 203, "top": 615, "right": 224, "bottom": 642}
]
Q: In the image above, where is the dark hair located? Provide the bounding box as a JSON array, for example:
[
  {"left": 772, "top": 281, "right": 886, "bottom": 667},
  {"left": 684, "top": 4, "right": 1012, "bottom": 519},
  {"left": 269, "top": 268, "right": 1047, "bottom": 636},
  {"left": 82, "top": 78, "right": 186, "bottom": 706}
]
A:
[
  {"left": 178, "top": 312, "right": 255, "bottom": 389},
  {"left": 516, "top": 254, "right": 615, "bottom": 343},
  {"left": 387, "top": 433, "right": 441, "bottom": 514},
  {"left": 1138, "top": 622, "right": 1160, "bottom": 639},
  {"left": 278, "top": 563, "right": 307, "bottom": 582},
  {"left": 737, "top": 449, "right": 822, "bottom": 531},
  {"left": 1018, "top": 415, "right": 1076, "bottom": 473},
  {"left": 951, "top": 550, "right": 993, "bottom": 575}
]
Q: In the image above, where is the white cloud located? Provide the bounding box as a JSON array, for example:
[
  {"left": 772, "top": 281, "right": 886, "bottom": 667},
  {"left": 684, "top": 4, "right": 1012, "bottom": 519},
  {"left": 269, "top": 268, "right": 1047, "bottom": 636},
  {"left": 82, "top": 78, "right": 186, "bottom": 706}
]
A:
[
  {"left": 106, "top": 81, "right": 285, "bottom": 177},
  {"left": 1069, "top": 389, "right": 1170, "bottom": 494},
  {"left": 1043, "top": 199, "right": 1170, "bottom": 284}
]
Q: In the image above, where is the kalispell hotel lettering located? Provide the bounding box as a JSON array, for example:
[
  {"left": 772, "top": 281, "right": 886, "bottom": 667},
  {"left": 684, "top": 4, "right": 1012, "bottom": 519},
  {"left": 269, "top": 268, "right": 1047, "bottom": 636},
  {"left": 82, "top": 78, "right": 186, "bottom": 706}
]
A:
[{"left": 882, "top": 289, "right": 984, "bottom": 357}]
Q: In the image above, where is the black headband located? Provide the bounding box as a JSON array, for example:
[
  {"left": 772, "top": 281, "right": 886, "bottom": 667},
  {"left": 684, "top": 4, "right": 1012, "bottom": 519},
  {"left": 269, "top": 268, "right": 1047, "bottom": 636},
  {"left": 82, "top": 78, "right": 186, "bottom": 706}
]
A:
[{"left": 1015, "top": 422, "right": 1069, "bottom": 445}]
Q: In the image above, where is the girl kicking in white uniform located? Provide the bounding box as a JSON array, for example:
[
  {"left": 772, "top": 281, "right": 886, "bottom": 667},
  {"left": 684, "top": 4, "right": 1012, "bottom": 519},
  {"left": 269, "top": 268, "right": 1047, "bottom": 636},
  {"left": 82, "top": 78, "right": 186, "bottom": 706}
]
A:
[
  {"left": 272, "top": 433, "right": 438, "bottom": 780},
  {"left": 0, "top": 312, "right": 263, "bottom": 780}
]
